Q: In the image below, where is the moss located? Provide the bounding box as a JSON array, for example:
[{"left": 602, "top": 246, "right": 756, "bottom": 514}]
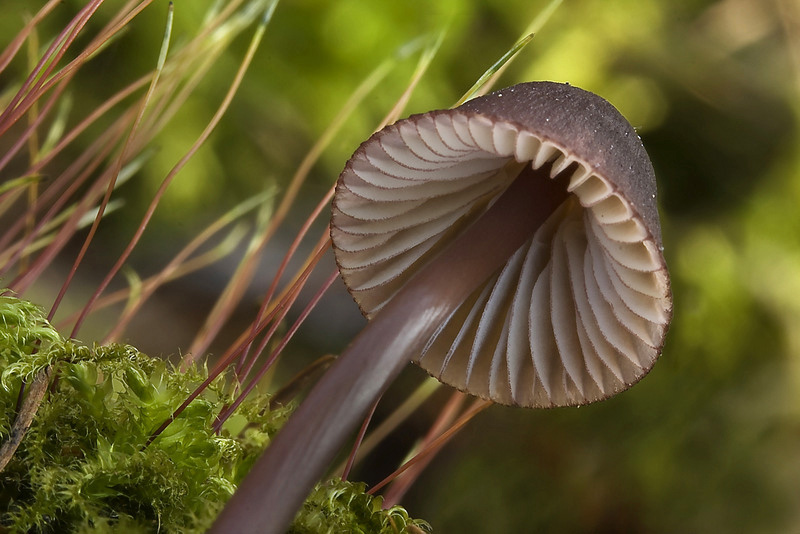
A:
[
  {"left": 0, "top": 294, "right": 429, "bottom": 533},
  {"left": 289, "top": 479, "right": 431, "bottom": 534}
]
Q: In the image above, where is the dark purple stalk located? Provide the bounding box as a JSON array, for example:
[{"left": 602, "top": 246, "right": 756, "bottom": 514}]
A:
[{"left": 210, "top": 165, "right": 570, "bottom": 533}]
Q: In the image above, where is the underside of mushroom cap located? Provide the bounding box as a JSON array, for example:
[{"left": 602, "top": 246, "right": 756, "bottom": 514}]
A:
[{"left": 330, "top": 81, "right": 672, "bottom": 408}]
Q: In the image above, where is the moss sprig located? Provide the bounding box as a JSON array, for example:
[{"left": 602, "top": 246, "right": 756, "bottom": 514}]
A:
[
  {"left": 0, "top": 294, "right": 62, "bottom": 406},
  {"left": 289, "top": 479, "right": 432, "bottom": 534}
]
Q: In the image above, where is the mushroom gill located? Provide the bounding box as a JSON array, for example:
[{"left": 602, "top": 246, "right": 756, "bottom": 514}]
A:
[{"left": 331, "top": 81, "right": 672, "bottom": 407}]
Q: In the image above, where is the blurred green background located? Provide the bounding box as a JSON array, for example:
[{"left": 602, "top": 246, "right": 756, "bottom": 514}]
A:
[{"left": 3, "top": 0, "right": 800, "bottom": 532}]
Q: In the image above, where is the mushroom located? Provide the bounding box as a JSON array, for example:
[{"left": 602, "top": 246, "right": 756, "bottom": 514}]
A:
[{"left": 210, "top": 81, "right": 672, "bottom": 533}]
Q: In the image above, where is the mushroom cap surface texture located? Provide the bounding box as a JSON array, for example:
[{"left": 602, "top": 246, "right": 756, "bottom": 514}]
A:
[{"left": 330, "top": 81, "right": 672, "bottom": 408}]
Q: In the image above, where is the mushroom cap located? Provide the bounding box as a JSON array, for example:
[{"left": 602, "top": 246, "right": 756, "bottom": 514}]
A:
[{"left": 330, "top": 81, "right": 672, "bottom": 408}]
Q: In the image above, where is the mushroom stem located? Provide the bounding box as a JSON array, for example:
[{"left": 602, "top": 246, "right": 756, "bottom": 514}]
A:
[{"left": 210, "top": 165, "right": 569, "bottom": 534}]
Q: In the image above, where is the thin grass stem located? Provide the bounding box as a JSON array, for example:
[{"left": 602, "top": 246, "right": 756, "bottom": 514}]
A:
[
  {"left": 231, "top": 185, "right": 335, "bottom": 378},
  {"left": 0, "top": 0, "right": 159, "bottom": 135},
  {"left": 0, "top": 0, "right": 105, "bottom": 135},
  {"left": 456, "top": 0, "right": 563, "bottom": 105},
  {"left": 6, "top": 121, "right": 128, "bottom": 289},
  {"left": 367, "top": 398, "right": 492, "bottom": 496},
  {"left": 186, "top": 35, "right": 406, "bottom": 358},
  {"left": 333, "top": 378, "right": 441, "bottom": 478},
  {"left": 67, "top": 1, "right": 273, "bottom": 338},
  {"left": 100, "top": 191, "right": 273, "bottom": 342},
  {"left": 212, "top": 268, "right": 339, "bottom": 432},
  {"left": 381, "top": 391, "right": 466, "bottom": 507},
  {"left": 341, "top": 398, "right": 381, "bottom": 481},
  {"left": 49, "top": 2, "right": 174, "bottom": 323},
  {"left": 147, "top": 234, "right": 330, "bottom": 446},
  {"left": 0, "top": 0, "right": 62, "bottom": 76},
  {"left": 227, "top": 228, "right": 332, "bottom": 382}
]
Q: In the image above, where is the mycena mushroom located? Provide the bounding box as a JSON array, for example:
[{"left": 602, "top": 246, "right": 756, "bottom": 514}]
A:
[{"left": 210, "top": 82, "right": 672, "bottom": 533}]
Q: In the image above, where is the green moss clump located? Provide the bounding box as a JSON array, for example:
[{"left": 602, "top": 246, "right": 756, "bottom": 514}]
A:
[
  {"left": 0, "top": 294, "right": 431, "bottom": 533},
  {"left": 290, "top": 479, "right": 431, "bottom": 534},
  {"left": 0, "top": 296, "right": 284, "bottom": 532}
]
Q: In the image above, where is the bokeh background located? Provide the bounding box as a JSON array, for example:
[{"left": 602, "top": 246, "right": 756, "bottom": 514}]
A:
[{"left": 2, "top": 0, "right": 800, "bottom": 532}]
